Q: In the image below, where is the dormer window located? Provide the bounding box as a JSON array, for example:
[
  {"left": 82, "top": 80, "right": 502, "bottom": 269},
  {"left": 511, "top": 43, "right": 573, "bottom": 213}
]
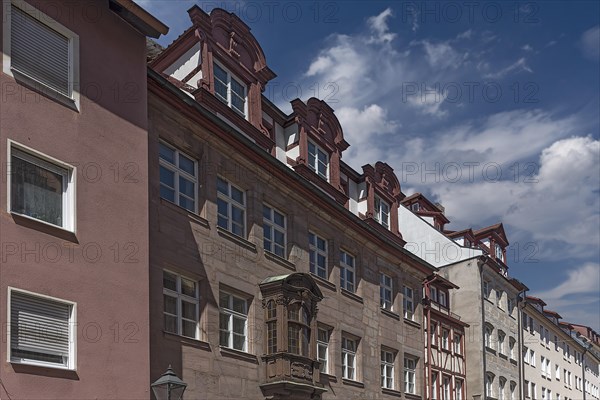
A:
[
  {"left": 411, "top": 203, "right": 420, "bottom": 211},
  {"left": 307, "top": 141, "right": 329, "bottom": 180},
  {"left": 375, "top": 196, "right": 390, "bottom": 229},
  {"left": 495, "top": 244, "right": 504, "bottom": 261},
  {"left": 213, "top": 62, "right": 246, "bottom": 117},
  {"left": 464, "top": 238, "right": 471, "bottom": 247}
]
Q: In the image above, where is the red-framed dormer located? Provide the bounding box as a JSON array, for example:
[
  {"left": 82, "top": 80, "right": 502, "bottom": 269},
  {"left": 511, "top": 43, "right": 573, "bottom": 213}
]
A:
[
  {"left": 150, "top": 6, "right": 276, "bottom": 151},
  {"left": 286, "top": 97, "right": 350, "bottom": 205},
  {"left": 473, "top": 223, "right": 509, "bottom": 265},
  {"left": 445, "top": 228, "right": 476, "bottom": 248},
  {"left": 401, "top": 192, "right": 450, "bottom": 231}
]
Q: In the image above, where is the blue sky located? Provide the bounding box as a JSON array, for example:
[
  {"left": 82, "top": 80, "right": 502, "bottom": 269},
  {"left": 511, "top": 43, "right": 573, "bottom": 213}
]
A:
[{"left": 140, "top": 1, "right": 600, "bottom": 330}]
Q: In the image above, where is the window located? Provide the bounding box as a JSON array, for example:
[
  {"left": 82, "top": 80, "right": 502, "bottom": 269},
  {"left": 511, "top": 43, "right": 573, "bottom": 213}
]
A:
[
  {"left": 381, "top": 349, "right": 395, "bottom": 389},
  {"left": 496, "top": 289, "right": 504, "bottom": 308},
  {"left": 9, "top": 145, "right": 75, "bottom": 230},
  {"left": 308, "top": 141, "right": 329, "bottom": 180},
  {"left": 213, "top": 61, "right": 246, "bottom": 116},
  {"left": 499, "top": 377, "right": 507, "bottom": 400},
  {"left": 524, "top": 346, "right": 530, "bottom": 364},
  {"left": 9, "top": 288, "right": 75, "bottom": 369},
  {"left": 317, "top": 327, "right": 330, "bottom": 374},
  {"left": 485, "top": 324, "right": 494, "bottom": 348},
  {"left": 441, "top": 328, "right": 450, "bottom": 350},
  {"left": 525, "top": 380, "right": 531, "bottom": 398},
  {"left": 380, "top": 273, "right": 393, "bottom": 310},
  {"left": 498, "top": 330, "right": 506, "bottom": 354},
  {"left": 263, "top": 204, "right": 286, "bottom": 257},
  {"left": 442, "top": 375, "right": 451, "bottom": 400},
  {"left": 430, "top": 322, "right": 438, "bottom": 347},
  {"left": 404, "top": 356, "right": 416, "bottom": 394},
  {"left": 342, "top": 336, "right": 357, "bottom": 380},
  {"left": 540, "top": 324, "right": 546, "bottom": 343},
  {"left": 163, "top": 271, "right": 199, "bottom": 338},
  {"left": 483, "top": 280, "right": 491, "bottom": 298},
  {"left": 4, "top": 1, "right": 80, "bottom": 107},
  {"left": 454, "top": 333, "right": 463, "bottom": 355},
  {"left": 403, "top": 286, "right": 414, "bottom": 321},
  {"left": 532, "top": 382, "right": 537, "bottom": 399},
  {"left": 531, "top": 349, "right": 536, "bottom": 366},
  {"left": 541, "top": 356, "right": 547, "bottom": 376},
  {"left": 431, "top": 371, "right": 439, "bottom": 400},
  {"left": 266, "top": 300, "right": 277, "bottom": 354},
  {"left": 507, "top": 297, "right": 514, "bottom": 315},
  {"left": 486, "top": 373, "right": 495, "bottom": 398},
  {"left": 339, "top": 250, "right": 355, "bottom": 292},
  {"left": 411, "top": 202, "right": 420, "bottom": 211},
  {"left": 455, "top": 379, "right": 464, "bottom": 400},
  {"left": 510, "top": 381, "right": 517, "bottom": 400},
  {"left": 288, "top": 303, "right": 310, "bottom": 356},
  {"left": 545, "top": 328, "right": 550, "bottom": 346},
  {"left": 546, "top": 359, "right": 551, "bottom": 379},
  {"left": 542, "top": 387, "right": 547, "bottom": 400},
  {"left": 159, "top": 142, "right": 197, "bottom": 212},
  {"left": 554, "top": 335, "right": 559, "bottom": 351},
  {"left": 438, "top": 291, "right": 447, "bottom": 307},
  {"left": 309, "top": 232, "right": 328, "bottom": 279},
  {"left": 495, "top": 244, "right": 504, "bottom": 261},
  {"left": 555, "top": 364, "right": 560, "bottom": 380},
  {"left": 374, "top": 196, "right": 390, "bottom": 229},
  {"left": 430, "top": 286, "right": 438, "bottom": 302},
  {"left": 509, "top": 337, "right": 516, "bottom": 359},
  {"left": 219, "top": 291, "right": 248, "bottom": 351},
  {"left": 217, "top": 177, "right": 246, "bottom": 237}
]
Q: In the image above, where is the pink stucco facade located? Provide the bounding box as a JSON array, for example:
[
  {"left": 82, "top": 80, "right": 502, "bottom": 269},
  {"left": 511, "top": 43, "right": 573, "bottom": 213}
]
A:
[{"left": 0, "top": 0, "right": 154, "bottom": 397}]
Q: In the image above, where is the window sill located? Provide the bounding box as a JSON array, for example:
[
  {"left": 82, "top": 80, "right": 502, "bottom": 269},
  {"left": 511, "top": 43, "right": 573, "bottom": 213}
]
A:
[
  {"left": 10, "top": 359, "right": 74, "bottom": 372},
  {"left": 162, "top": 331, "right": 211, "bottom": 351},
  {"left": 499, "top": 353, "right": 508, "bottom": 360},
  {"left": 485, "top": 346, "right": 497, "bottom": 355},
  {"left": 320, "top": 373, "right": 337, "bottom": 383},
  {"left": 10, "top": 212, "right": 77, "bottom": 242},
  {"left": 510, "top": 358, "right": 518, "bottom": 365},
  {"left": 264, "top": 250, "right": 296, "bottom": 271},
  {"left": 381, "top": 308, "right": 400, "bottom": 321},
  {"left": 159, "top": 198, "right": 209, "bottom": 229},
  {"left": 219, "top": 346, "right": 259, "bottom": 364},
  {"left": 405, "top": 393, "right": 422, "bottom": 400},
  {"left": 382, "top": 387, "right": 403, "bottom": 397},
  {"left": 404, "top": 318, "right": 421, "bottom": 329},
  {"left": 216, "top": 227, "right": 257, "bottom": 252},
  {"left": 311, "top": 273, "right": 336, "bottom": 292},
  {"left": 10, "top": 67, "right": 80, "bottom": 112},
  {"left": 10, "top": 361, "right": 79, "bottom": 379},
  {"left": 341, "top": 288, "right": 363, "bottom": 304},
  {"left": 342, "top": 378, "right": 364, "bottom": 388}
]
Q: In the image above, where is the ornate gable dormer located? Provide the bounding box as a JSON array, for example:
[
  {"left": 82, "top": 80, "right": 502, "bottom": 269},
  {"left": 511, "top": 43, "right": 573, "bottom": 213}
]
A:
[
  {"left": 287, "top": 97, "right": 349, "bottom": 205},
  {"left": 360, "top": 162, "right": 405, "bottom": 239},
  {"left": 401, "top": 192, "right": 450, "bottom": 231},
  {"left": 474, "top": 223, "right": 509, "bottom": 264},
  {"left": 150, "top": 6, "right": 276, "bottom": 151}
]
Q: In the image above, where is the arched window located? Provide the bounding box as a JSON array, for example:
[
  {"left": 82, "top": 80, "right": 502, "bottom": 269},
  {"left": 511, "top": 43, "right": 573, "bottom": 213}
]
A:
[
  {"left": 288, "top": 303, "right": 311, "bottom": 356},
  {"left": 486, "top": 373, "right": 495, "bottom": 397},
  {"left": 266, "top": 300, "right": 277, "bottom": 354}
]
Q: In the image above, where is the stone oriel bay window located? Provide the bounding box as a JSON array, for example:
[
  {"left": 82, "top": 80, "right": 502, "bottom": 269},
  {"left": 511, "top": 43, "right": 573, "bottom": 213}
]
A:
[{"left": 259, "top": 273, "right": 325, "bottom": 400}]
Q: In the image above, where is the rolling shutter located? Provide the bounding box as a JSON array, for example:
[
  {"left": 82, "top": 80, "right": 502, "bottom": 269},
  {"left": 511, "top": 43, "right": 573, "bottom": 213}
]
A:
[
  {"left": 10, "top": 5, "right": 71, "bottom": 97},
  {"left": 11, "top": 291, "right": 71, "bottom": 366}
]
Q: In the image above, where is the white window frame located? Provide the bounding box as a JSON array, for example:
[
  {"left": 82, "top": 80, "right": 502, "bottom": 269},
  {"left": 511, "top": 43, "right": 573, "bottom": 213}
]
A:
[
  {"left": 317, "top": 327, "right": 330, "bottom": 374},
  {"left": 342, "top": 336, "right": 357, "bottom": 381},
  {"left": 496, "top": 289, "right": 504, "bottom": 308},
  {"left": 442, "top": 375, "right": 451, "bottom": 400},
  {"left": 381, "top": 349, "right": 395, "bottom": 389},
  {"left": 3, "top": 0, "right": 80, "bottom": 110},
  {"left": 159, "top": 141, "right": 198, "bottom": 213},
  {"left": 7, "top": 287, "right": 76, "bottom": 370},
  {"left": 307, "top": 140, "right": 329, "bottom": 181},
  {"left": 213, "top": 60, "right": 247, "bottom": 117},
  {"left": 454, "top": 333, "right": 462, "bottom": 355},
  {"left": 309, "top": 231, "right": 328, "bottom": 279},
  {"left": 263, "top": 204, "right": 286, "bottom": 258},
  {"left": 219, "top": 291, "right": 249, "bottom": 352},
  {"left": 438, "top": 291, "right": 447, "bottom": 308},
  {"left": 495, "top": 243, "right": 503, "bottom": 261},
  {"left": 455, "top": 378, "right": 464, "bottom": 400},
  {"left": 339, "top": 250, "right": 355, "bottom": 293},
  {"left": 498, "top": 330, "right": 506, "bottom": 354},
  {"left": 217, "top": 177, "right": 246, "bottom": 237},
  {"left": 380, "top": 273, "right": 393, "bottom": 311},
  {"left": 509, "top": 337, "right": 516, "bottom": 360},
  {"left": 403, "top": 286, "right": 415, "bottom": 321},
  {"left": 485, "top": 324, "right": 494, "bottom": 348},
  {"left": 374, "top": 195, "right": 390, "bottom": 229},
  {"left": 441, "top": 328, "right": 450, "bottom": 350},
  {"left": 483, "top": 280, "right": 491, "bottom": 299},
  {"left": 162, "top": 270, "right": 200, "bottom": 339},
  {"left": 499, "top": 377, "right": 506, "bottom": 400},
  {"left": 404, "top": 356, "right": 416, "bottom": 394},
  {"left": 486, "top": 373, "right": 495, "bottom": 398},
  {"left": 7, "top": 140, "right": 76, "bottom": 232}
]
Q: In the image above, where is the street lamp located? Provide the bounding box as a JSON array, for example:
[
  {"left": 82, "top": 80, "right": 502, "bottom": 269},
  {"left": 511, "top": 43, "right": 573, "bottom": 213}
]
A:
[{"left": 151, "top": 365, "right": 187, "bottom": 400}]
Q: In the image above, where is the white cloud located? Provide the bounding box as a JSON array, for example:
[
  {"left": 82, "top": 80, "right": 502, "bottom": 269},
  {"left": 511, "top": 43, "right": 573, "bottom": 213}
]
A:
[
  {"left": 521, "top": 44, "right": 533, "bottom": 51},
  {"left": 367, "top": 8, "right": 396, "bottom": 44},
  {"left": 420, "top": 40, "right": 464, "bottom": 70},
  {"left": 406, "top": 86, "right": 448, "bottom": 117},
  {"left": 456, "top": 30, "right": 473, "bottom": 40},
  {"left": 580, "top": 25, "right": 600, "bottom": 61},
  {"left": 534, "top": 263, "right": 600, "bottom": 301},
  {"left": 484, "top": 57, "right": 533, "bottom": 79}
]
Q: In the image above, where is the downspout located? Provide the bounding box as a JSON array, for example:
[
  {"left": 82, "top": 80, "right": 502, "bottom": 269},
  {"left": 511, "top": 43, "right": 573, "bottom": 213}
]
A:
[
  {"left": 582, "top": 345, "right": 589, "bottom": 400},
  {"left": 517, "top": 289, "right": 527, "bottom": 400},
  {"left": 423, "top": 275, "right": 436, "bottom": 400},
  {"left": 478, "top": 257, "right": 487, "bottom": 399}
]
